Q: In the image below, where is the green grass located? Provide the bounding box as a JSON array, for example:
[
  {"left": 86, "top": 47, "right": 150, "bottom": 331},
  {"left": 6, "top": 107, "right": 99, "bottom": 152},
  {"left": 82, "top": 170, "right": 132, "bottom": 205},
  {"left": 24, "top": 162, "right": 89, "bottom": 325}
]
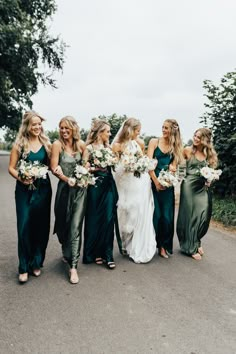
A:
[{"left": 212, "top": 196, "right": 236, "bottom": 226}]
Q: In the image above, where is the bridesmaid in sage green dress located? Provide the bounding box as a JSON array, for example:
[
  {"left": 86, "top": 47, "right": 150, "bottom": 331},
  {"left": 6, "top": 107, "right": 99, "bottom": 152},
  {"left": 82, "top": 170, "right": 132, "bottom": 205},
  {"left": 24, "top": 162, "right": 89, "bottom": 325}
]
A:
[
  {"left": 147, "top": 119, "right": 183, "bottom": 259},
  {"left": 177, "top": 128, "right": 218, "bottom": 260},
  {"left": 83, "top": 119, "right": 119, "bottom": 269},
  {"left": 8, "top": 111, "right": 52, "bottom": 283},
  {"left": 51, "top": 116, "right": 87, "bottom": 284}
]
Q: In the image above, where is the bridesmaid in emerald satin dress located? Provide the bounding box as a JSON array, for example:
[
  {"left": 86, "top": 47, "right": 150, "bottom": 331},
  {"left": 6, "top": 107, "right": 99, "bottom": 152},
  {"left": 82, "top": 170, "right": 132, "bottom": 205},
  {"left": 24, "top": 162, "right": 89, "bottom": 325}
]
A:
[
  {"left": 177, "top": 128, "right": 218, "bottom": 260},
  {"left": 51, "top": 116, "right": 87, "bottom": 284},
  {"left": 83, "top": 120, "right": 119, "bottom": 269},
  {"left": 8, "top": 111, "right": 52, "bottom": 283},
  {"left": 147, "top": 119, "right": 183, "bottom": 258}
]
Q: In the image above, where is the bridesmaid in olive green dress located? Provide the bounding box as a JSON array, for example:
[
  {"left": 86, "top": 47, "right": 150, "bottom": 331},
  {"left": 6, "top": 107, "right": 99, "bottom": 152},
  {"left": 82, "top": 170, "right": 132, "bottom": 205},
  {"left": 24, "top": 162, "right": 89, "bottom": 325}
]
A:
[
  {"left": 8, "top": 111, "right": 52, "bottom": 283},
  {"left": 147, "top": 119, "right": 183, "bottom": 259},
  {"left": 177, "top": 128, "right": 218, "bottom": 260},
  {"left": 51, "top": 116, "right": 87, "bottom": 284},
  {"left": 83, "top": 120, "right": 119, "bottom": 269}
]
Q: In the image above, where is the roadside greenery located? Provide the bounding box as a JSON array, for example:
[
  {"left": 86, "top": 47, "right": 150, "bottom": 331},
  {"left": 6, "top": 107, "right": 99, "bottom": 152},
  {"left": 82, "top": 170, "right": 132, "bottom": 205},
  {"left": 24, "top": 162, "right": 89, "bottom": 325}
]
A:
[
  {"left": 212, "top": 196, "right": 236, "bottom": 227},
  {"left": 200, "top": 70, "right": 236, "bottom": 198}
]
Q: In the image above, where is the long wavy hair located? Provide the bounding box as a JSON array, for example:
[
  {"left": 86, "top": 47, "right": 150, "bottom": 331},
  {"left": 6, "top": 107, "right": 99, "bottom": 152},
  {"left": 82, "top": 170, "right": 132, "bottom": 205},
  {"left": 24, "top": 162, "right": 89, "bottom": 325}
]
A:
[
  {"left": 86, "top": 119, "right": 110, "bottom": 147},
  {"left": 15, "top": 111, "right": 51, "bottom": 157},
  {"left": 114, "top": 118, "right": 141, "bottom": 145},
  {"left": 163, "top": 119, "right": 183, "bottom": 164},
  {"left": 59, "top": 116, "right": 81, "bottom": 152},
  {"left": 192, "top": 128, "right": 218, "bottom": 167}
]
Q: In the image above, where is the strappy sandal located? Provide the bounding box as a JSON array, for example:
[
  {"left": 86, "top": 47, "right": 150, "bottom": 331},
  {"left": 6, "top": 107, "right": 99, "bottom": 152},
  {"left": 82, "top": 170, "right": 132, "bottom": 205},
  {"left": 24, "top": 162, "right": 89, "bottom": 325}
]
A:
[
  {"left": 106, "top": 261, "right": 116, "bottom": 270},
  {"left": 95, "top": 258, "right": 103, "bottom": 265}
]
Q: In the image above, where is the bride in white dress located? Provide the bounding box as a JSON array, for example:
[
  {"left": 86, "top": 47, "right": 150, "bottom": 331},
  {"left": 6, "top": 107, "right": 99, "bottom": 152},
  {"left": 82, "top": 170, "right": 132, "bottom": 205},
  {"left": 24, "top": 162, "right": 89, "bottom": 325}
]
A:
[{"left": 112, "top": 118, "right": 156, "bottom": 263}]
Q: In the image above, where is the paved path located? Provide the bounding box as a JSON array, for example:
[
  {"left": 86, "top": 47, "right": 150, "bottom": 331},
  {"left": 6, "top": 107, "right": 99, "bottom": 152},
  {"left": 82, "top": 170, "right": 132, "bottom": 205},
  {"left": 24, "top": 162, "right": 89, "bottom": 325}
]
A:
[{"left": 0, "top": 155, "right": 236, "bottom": 354}]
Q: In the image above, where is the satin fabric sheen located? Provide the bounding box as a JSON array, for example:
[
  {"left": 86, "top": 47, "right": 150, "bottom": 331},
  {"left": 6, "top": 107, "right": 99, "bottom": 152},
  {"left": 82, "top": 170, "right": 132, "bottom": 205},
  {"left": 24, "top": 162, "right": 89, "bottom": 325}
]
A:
[
  {"left": 54, "top": 150, "right": 87, "bottom": 268},
  {"left": 177, "top": 156, "right": 212, "bottom": 255},
  {"left": 152, "top": 146, "right": 174, "bottom": 254},
  {"left": 15, "top": 146, "right": 52, "bottom": 274}
]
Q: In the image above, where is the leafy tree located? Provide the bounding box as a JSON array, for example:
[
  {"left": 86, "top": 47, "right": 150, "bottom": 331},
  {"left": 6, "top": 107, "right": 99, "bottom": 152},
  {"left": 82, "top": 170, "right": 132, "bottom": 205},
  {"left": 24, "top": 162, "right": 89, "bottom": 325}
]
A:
[
  {"left": 46, "top": 129, "right": 59, "bottom": 143},
  {"left": 200, "top": 71, "right": 236, "bottom": 197},
  {"left": 80, "top": 128, "right": 89, "bottom": 142},
  {"left": 0, "top": 0, "right": 66, "bottom": 130}
]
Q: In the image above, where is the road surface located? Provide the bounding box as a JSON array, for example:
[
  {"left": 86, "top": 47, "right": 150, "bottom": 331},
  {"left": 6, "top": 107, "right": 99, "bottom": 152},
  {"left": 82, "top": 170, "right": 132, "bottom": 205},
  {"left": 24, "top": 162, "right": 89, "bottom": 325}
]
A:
[{"left": 0, "top": 155, "right": 236, "bottom": 354}]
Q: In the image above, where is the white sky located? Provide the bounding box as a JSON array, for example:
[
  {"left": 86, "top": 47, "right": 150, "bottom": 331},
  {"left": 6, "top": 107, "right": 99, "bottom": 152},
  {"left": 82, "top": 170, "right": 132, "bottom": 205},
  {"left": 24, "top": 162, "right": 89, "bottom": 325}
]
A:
[{"left": 32, "top": 0, "right": 236, "bottom": 142}]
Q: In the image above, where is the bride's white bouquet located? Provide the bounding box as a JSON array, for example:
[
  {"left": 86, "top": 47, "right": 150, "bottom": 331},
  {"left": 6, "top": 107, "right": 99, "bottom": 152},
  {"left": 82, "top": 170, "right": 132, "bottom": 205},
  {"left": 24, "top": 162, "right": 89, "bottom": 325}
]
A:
[
  {"left": 121, "top": 152, "right": 157, "bottom": 178},
  {"left": 68, "top": 164, "right": 97, "bottom": 188},
  {"left": 17, "top": 159, "right": 48, "bottom": 190},
  {"left": 88, "top": 146, "right": 118, "bottom": 170},
  {"left": 200, "top": 166, "right": 222, "bottom": 184},
  {"left": 158, "top": 169, "right": 179, "bottom": 188}
]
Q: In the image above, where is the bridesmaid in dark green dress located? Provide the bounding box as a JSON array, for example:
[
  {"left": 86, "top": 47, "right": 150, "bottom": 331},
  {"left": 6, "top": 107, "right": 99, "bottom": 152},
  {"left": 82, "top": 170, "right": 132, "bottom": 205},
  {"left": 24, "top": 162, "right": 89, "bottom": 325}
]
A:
[
  {"left": 8, "top": 111, "right": 52, "bottom": 283},
  {"left": 177, "top": 128, "right": 218, "bottom": 260},
  {"left": 147, "top": 119, "right": 183, "bottom": 259},
  {"left": 83, "top": 120, "right": 119, "bottom": 269},
  {"left": 51, "top": 116, "right": 87, "bottom": 284}
]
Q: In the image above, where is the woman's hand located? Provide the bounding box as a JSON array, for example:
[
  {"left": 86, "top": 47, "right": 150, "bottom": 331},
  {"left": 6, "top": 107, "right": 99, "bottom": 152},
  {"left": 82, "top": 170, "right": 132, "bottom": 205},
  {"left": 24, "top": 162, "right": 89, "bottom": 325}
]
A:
[
  {"left": 53, "top": 165, "right": 63, "bottom": 176},
  {"left": 19, "top": 177, "right": 34, "bottom": 186},
  {"left": 205, "top": 181, "right": 211, "bottom": 188},
  {"left": 154, "top": 179, "right": 166, "bottom": 191},
  {"left": 169, "top": 163, "right": 177, "bottom": 173}
]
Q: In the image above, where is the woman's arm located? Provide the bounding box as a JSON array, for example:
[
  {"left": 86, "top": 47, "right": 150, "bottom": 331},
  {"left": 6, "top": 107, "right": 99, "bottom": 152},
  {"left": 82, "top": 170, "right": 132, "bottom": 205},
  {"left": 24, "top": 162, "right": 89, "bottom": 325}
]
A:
[
  {"left": 147, "top": 138, "right": 165, "bottom": 191},
  {"left": 8, "top": 145, "right": 32, "bottom": 185},
  {"left": 50, "top": 141, "right": 68, "bottom": 183},
  {"left": 183, "top": 146, "right": 191, "bottom": 160},
  {"left": 80, "top": 141, "right": 89, "bottom": 163}
]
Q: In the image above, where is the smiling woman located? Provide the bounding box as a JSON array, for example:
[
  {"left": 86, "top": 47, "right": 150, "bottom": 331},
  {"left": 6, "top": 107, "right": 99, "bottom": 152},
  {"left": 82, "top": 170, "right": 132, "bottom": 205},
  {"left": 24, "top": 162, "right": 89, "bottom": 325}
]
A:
[
  {"left": 147, "top": 119, "right": 183, "bottom": 259},
  {"left": 51, "top": 116, "right": 88, "bottom": 284},
  {"left": 177, "top": 128, "right": 218, "bottom": 260},
  {"left": 8, "top": 111, "right": 52, "bottom": 283}
]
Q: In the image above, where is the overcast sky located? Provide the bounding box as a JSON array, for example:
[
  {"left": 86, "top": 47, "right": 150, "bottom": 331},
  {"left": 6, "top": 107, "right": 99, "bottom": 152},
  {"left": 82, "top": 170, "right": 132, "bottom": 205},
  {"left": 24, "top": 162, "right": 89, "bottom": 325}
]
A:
[{"left": 32, "top": 0, "right": 236, "bottom": 141}]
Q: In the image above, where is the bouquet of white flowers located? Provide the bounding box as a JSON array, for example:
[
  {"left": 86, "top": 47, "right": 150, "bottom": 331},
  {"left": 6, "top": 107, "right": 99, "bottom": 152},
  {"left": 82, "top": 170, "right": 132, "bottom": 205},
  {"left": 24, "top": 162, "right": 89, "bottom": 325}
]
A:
[
  {"left": 68, "top": 164, "right": 97, "bottom": 188},
  {"left": 88, "top": 146, "right": 118, "bottom": 170},
  {"left": 157, "top": 169, "right": 179, "bottom": 188},
  {"left": 17, "top": 159, "right": 48, "bottom": 190},
  {"left": 200, "top": 166, "right": 222, "bottom": 184},
  {"left": 121, "top": 151, "right": 157, "bottom": 178}
]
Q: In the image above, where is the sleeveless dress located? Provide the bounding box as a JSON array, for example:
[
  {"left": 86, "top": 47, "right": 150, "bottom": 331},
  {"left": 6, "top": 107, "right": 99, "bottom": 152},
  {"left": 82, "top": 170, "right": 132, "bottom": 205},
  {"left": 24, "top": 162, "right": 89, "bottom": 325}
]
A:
[
  {"left": 15, "top": 146, "right": 52, "bottom": 274},
  {"left": 83, "top": 146, "right": 120, "bottom": 264},
  {"left": 113, "top": 140, "right": 156, "bottom": 263},
  {"left": 152, "top": 146, "right": 174, "bottom": 254},
  {"left": 54, "top": 150, "right": 87, "bottom": 268},
  {"left": 177, "top": 156, "right": 212, "bottom": 255}
]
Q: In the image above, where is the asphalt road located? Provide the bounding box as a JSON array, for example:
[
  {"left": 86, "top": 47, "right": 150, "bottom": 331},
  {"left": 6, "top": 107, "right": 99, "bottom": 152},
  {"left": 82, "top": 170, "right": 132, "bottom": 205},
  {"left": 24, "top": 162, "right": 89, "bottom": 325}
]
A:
[{"left": 0, "top": 154, "right": 236, "bottom": 354}]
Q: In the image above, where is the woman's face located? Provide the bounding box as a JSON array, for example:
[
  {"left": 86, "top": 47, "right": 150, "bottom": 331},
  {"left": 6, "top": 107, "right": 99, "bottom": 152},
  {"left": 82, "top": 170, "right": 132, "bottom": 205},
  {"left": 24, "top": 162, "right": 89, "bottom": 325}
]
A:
[
  {"left": 99, "top": 125, "right": 111, "bottom": 144},
  {"left": 132, "top": 125, "right": 141, "bottom": 139},
  {"left": 162, "top": 121, "right": 171, "bottom": 138},
  {"left": 28, "top": 116, "right": 42, "bottom": 137},
  {"left": 60, "top": 121, "right": 73, "bottom": 140},
  {"left": 193, "top": 131, "right": 202, "bottom": 147}
]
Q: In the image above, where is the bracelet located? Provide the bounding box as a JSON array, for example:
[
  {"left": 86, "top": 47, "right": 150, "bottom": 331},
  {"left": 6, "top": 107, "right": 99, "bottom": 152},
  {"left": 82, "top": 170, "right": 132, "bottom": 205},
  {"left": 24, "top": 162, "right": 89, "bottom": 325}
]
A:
[{"left": 67, "top": 177, "right": 76, "bottom": 187}]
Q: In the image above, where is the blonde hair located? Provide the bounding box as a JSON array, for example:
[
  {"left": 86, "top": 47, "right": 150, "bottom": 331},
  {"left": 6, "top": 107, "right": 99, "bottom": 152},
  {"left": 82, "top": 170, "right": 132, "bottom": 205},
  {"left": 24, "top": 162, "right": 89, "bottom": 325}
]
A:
[
  {"left": 163, "top": 119, "right": 183, "bottom": 164},
  {"left": 192, "top": 128, "right": 218, "bottom": 167},
  {"left": 15, "top": 111, "right": 51, "bottom": 157},
  {"left": 115, "top": 118, "right": 141, "bottom": 144},
  {"left": 86, "top": 119, "right": 110, "bottom": 146},
  {"left": 59, "top": 116, "right": 81, "bottom": 152}
]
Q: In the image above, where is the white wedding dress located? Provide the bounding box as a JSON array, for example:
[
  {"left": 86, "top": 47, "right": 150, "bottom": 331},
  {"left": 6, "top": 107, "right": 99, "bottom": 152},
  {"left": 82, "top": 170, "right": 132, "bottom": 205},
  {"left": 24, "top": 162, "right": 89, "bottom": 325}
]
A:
[{"left": 113, "top": 140, "right": 156, "bottom": 263}]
